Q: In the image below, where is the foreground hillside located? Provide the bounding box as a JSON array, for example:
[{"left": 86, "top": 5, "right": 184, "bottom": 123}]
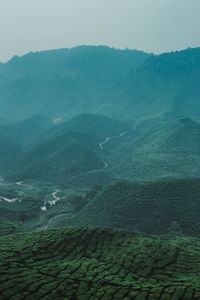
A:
[{"left": 0, "top": 226, "right": 200, "bottom": 299}]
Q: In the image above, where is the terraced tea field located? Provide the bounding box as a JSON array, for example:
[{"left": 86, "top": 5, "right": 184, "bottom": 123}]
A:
[{"left": 0, "top": 226, "right": 200, "bottom": 299}]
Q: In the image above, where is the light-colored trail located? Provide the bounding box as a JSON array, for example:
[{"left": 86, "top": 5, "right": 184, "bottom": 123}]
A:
[
  {"left": 99, "top": 137, "right": 111, "bottom": 150},
  {"left": 1, "top": 196, "right": 18, "bottom": 203}
]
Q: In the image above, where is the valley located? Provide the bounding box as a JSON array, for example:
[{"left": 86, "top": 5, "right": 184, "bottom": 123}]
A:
[
  {"left": 1, "top": 112, "right": 200, "bottom": 234},
  {"left": 1, "top": 46, "right": 200, "bottom": 298}
]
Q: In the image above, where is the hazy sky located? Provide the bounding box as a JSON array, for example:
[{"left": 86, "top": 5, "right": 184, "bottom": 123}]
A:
[{"left": 0, "top": 0, "right": 200, "bottom": 62}]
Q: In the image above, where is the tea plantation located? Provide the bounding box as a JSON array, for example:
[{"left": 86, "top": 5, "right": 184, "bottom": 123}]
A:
[{"left": 0, "top": 226, "right": 200, "bottom": 299}]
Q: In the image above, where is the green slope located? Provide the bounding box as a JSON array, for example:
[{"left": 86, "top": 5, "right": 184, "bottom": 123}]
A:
[
  {"left": 0, "top": 226, "right": 200, "bottom": 299},
  {"left": 106, "top": 47, "right": 200, "bottom": 121},
  {"left": 44, "top": 113, "right": 131, "bottom": 142},
  {"left": 0, "top": 182, "right": 45, "bottom": 224},
  {"left": 15, "top": 114, "right": 53, "bottom": 146},
  {"left": 3, "top": 114, "right": 131, "bottom": 185},
  {"left": 0, "top": 219, "right": 27, "bottom": 236},
  {"left": 0, "top": 115, "right": 52, "bottom": 163},
  {"left": 58, "top": 179, "right": 200, "bottom": 237},
  {"left": 4, "top": 140, "right": 104, "bottom": 183},
  {"left": 109, "top": 117, "right": 200, "bottom": 181},
  {"left": 130, "top": 117, "right": 200, "bottom": 153},
  {"left": 3, "top": 115, "right": 200, "bottom": 186}
]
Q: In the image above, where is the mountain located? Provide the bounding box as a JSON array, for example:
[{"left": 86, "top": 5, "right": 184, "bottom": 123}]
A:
[
  {"left": 0, "top": 115, "right": 53, "bottom": 163},
  {"left": 3, "top": 114, "right": 130, "bottom": 184},
  {"left": 3, "top": 136, "right": 104, "bottom": 184},
  {"left": 0, "top": 46, "right": 149, "bottom": 120},
  {"left": 106, "top": 47, "right": 200, "bottom": 121},
  {"left": 1, "top": 226, "right": 200, "bottom": 298},
  {"left": 1, "top": 46, "right": 200, "bottom": 123},
  {"left": 0, "top": 134, "right": 21, "bottom": 161},
  {"left": 16, "top": 114, "right": 53, "bottom": 144},
  {"left": 57, "top": 179, "right": 200, "bottom": 237},
  {"left": 107, "top": 117, "right": 200, "bottom": 181},
  {"left": 43, "top": 113, "right": 131, "bottom": 142},
  {"left": 4, "top": 115, "right": 200, "bottom": 185}
]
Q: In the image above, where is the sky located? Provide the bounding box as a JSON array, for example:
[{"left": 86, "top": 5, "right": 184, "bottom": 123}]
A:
[{"left": 0, "top": 0, "right": 200, "bottom": 62}]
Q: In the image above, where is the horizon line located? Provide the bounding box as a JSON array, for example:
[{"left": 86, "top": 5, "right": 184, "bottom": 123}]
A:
[{"left": 1, "top": 44, "right": 200, "bottom": 64}]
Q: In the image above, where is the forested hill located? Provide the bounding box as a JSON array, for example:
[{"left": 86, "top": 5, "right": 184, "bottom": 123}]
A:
[
  {"left": 0, "top": 46, "right": 149, "bottom": 120},
  {"left": 108, "top": 47, "right": 200, "bottom": 120},
  {"left": 1, "top": 46, "right": 200, "bottom": 122},
  {"left": 58, "top": 178, "right": 200, "bottom": 237}
]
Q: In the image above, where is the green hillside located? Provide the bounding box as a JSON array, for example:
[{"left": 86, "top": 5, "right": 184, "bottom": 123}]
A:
[
  {"left": 0, "top": 115, "right": 52, "bottom": 162},
  {"left": 4, "top": 141, "right": 104, "bottom": 183},
  {"left": 2, "top": 114, "right": 131, "bottom": 184},
  {"left": 106, "top": 47, "right": 200, "bottom": 121},
  {"left": 4, "top": 115, "right": 200, "bottom": 185},
  {"left": 0, "top": 219, "right": 27, "bottom": 236},
  {"left": 57, "top": 179, "right": 200, "bottom": 237},
  {"left": 0, "top": 182, "right": 45, "bottom": 224},
  {"left": 0, "top": 226, "right": 200, "bottom": 299},
  {"left": 3, "top": 114, "right": 200, "bottom": 186},
  {"left": 44, "top": 113, "right": 131, "bottom": 142},
  {"left": 109, "top": 117, "right": 200, "bottom": 181},
  {"left": 130, "top": 117, "right": 200, "bottom": 153},
  {"left": 16, "top": 114, "right": 53, "bottom": 146}
]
